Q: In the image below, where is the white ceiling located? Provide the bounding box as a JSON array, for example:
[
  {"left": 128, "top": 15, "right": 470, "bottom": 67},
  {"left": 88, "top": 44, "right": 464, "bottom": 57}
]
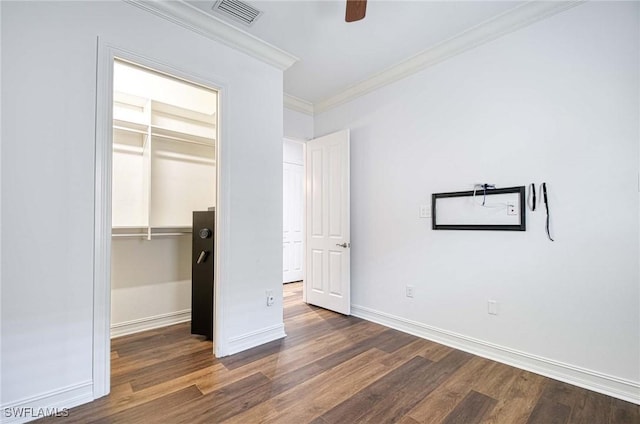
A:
[{"left": 186, "top": 1, "right": 525, "bottom": 104}]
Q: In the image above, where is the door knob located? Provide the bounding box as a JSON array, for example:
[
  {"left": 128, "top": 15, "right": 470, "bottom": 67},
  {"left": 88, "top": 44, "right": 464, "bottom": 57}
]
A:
[
  {"left": 336, "top": 242, "right": 350, "bottom": 248},
  {"left": 197, "top": 250, "right": 209, "bottom": 264}
]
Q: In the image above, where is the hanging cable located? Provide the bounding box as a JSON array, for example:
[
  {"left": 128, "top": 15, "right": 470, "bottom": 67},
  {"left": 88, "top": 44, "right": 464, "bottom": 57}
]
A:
[
  {"left": 527, "top": 183, "right": 537, "bottom": 211},
  {"left": 541, "top": 182, "right": 554, "bottom": 242},
  {"left": 472, "top": 183, "right": 502, "bottom": 208}
]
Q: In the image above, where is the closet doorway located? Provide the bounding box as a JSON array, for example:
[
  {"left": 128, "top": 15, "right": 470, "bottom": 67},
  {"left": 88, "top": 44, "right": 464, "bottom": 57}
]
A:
[
  {"left": 283, "top": 138, "right": 304, "bottom": 284},
  {"left": 110, "top": 59, "right": 218, "bottom": 342}
]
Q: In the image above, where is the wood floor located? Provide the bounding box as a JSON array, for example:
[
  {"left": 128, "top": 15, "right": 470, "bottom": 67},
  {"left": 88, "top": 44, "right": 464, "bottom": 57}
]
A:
[{"left": 39, "top": 282, "right": 638, "bottom": 423}]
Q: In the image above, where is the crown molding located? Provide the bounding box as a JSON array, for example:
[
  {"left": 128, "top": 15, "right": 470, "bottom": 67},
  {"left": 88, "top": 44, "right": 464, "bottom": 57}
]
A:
[
  {"left": 314, "top": 0, "right": 584, "bottom": 115},
  {"left": 123, "top": 0, "right": 299, "bottom": 71},
  {"left": 283, "top": 93, "right": 314, "bottom": 115}
]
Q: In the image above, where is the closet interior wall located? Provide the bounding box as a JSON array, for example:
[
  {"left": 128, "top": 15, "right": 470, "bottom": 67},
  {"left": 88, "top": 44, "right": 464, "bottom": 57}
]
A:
[{"left": 111, "top": 60, "right": 217, "bottom": 337}]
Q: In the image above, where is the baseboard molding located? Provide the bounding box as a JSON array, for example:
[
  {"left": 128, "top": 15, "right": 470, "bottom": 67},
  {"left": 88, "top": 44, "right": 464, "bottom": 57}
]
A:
[
  {"left": 225, "top": 323, "right": 286, "bottom": 356},
  {"left": 0, "top": 381, "right": 93, "bottom": 424},
  {"left": 110, "top": 309, "right": 191, "bottom": 338},
  {"left": 351, "top": 305, "right": 640, "bottom": 405}
]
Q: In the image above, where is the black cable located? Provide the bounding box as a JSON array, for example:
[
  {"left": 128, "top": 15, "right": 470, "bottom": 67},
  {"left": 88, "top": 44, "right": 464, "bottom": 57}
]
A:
[
  {"left": 481, "top": 183, "right": 495, "bottom": 206},
  {"left": 528, "top": 183, "right": 537, "bottom": 211},
  {"left": 542, "top": 182, "right": 554, "bottom": 242}
]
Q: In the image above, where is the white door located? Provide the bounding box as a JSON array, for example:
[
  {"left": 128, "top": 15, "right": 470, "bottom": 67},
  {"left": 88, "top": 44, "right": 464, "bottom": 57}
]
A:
[
  {"left": 305, "top": 130, "right": 350, "bottom": 315},
  {"left": 283, "top": 162, "right": 304, "bottom": 282}
]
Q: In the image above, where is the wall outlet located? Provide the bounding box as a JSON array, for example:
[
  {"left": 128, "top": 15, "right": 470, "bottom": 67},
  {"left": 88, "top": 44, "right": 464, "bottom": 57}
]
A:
[
  {"left": 419, "top": 205, "right": 431, "bottom": 218},
  {"left": 507, "top": 204, "right": 517, "bottom": 216},
  {"left": 488, "top": 300, "right": 498, "bottom": 315},
  {"left": 405, "top": 285, "right": 415, "bottom": 298},
  {"left": 266, "top": 290, "right": 275, "bottom": 306}
]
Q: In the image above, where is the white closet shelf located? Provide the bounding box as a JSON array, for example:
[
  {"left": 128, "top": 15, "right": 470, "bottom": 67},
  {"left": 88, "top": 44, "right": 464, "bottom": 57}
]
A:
[
  {"left": 151, "top": 126, "right": 215, "bottom": 146},
  {"left": 112, "top": 226, "right": 193, "bottom": 239},
  {"left": 114, "top": 119, "right": 148, "bottom": 133},
  {"left": 114, "top": 91, "right": 147, "bottom": 107},
  {"left": 113, "top": 225, "right": 148, "bottom": 229},
  {"left": 113, "top": 94, "right": 216, "bottom": 145},
  {"left": 113, "top": 122, "right": 215, "bottom": 146},
  {"left": 152, "top": 100, "right": 216, "bottom": 123}
]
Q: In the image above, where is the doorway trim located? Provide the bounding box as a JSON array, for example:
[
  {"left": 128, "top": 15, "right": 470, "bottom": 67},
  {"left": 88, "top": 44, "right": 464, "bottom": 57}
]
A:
[{"left": 93, "top": 38, "right": 229, "bottom": 398}]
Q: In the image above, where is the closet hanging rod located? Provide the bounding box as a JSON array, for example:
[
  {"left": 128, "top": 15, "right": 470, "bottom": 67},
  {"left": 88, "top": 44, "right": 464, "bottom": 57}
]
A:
[
  {"left": 150, "top": 229, "right": 193, "bottom": 234},
  {"left": 112, "top": 232, "right": 192, "bottom": 238},
  {"left": 113, "top": 125, "right": 215, "bottom": 147},
  {"left": 112, "top": 225, "right": 193, "bottom": 230}
]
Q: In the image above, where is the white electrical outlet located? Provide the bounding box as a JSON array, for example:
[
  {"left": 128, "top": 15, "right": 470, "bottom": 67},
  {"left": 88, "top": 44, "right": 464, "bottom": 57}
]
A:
[
  {"left": 405, "top": 285, "right": 415, "bottom": 298},
  {"left": 507, "top": 204, "right": 517, "bottom": 216},
  {"left": 266, "top": 290, "right": 275, "bottom": 306},
  {"left": 488, "top": 300, "right": 498, "bottom": 315},
  {"left": 419, "top": 205, "right": 431, "bottom": 218}
]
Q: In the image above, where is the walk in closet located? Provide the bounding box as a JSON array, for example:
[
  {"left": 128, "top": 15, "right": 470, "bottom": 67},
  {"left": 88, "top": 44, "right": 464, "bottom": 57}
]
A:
[{"left": 110, "top": 60, "right": 217, "bottom": 337}]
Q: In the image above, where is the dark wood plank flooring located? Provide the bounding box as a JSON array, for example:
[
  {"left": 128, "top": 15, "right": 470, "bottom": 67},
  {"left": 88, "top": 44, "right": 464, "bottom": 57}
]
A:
[{"left": 38, "top": 282, "right": 639, "bottom": 423}]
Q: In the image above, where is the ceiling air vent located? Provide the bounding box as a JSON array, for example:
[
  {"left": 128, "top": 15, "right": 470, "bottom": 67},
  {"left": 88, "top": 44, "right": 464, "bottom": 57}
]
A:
[{"left": 212, "top": 0, "right": 263, "bottom": 26}]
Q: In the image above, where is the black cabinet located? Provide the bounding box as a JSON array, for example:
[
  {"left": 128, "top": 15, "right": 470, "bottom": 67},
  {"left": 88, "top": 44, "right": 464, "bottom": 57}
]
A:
[{"left": 191, "top": 211, "right": 214, "bottom": 339}]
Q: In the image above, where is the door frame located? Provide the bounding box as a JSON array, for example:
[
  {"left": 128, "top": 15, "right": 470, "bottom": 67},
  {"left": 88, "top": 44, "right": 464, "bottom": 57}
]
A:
[
  {"left": 93, "top": 39, "right": 229, "bottom": 398},
  {"left": 283, "top": 137, "right": 307, "bottom": 301},
  {"left": 283, "top": 138, "right": 306, "bottom": 285}
]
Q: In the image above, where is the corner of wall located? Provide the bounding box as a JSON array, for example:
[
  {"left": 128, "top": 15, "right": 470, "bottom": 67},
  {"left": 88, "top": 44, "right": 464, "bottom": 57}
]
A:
[
  {"left": 284, "top": 106, "right": 313, "bottom": 141},
  {"left": 223, "top": 323, "right": 286, "bottom": 356},
  {"left": 0, "top": 0, "right": 5, "bottom": 409}
]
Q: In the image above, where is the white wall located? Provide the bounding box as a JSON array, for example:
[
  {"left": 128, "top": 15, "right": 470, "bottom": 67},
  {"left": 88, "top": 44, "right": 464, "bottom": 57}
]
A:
[
  {"left": 1, "top": 0, "right": 283, "bottom": 414},
  {"left": 0, "top": 0, "right": 3, "bottom": 410},
  {"left": 283, "top": 138, "right": 304, "bottom": 165},
  {"left": 284, "top": 107, "right": 313, "bottom": 140},
  {"left": 110, "top": 237, "right": 192, "bottom": 334},
  {"left": 315, "top": 1, "right": 639, "bottom": 399}
]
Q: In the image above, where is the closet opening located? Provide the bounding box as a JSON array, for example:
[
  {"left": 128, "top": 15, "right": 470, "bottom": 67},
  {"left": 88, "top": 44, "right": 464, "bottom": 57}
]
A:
[
  {"left": 109, "top": 59, "right": 218, "bottom": 352},
  {"left": 283, "top": 138, "right": 305, "bottom": 286}
]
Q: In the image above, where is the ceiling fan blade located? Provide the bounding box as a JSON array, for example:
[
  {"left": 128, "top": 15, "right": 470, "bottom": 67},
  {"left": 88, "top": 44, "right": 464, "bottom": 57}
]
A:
[{"left": 345, "top": 0, "right": 367, "bottom": 22}]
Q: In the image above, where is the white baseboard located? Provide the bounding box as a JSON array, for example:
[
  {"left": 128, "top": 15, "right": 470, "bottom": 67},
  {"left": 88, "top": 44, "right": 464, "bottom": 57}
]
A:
[
  {"left": 224, "top": 323, "right": 286, "bottom": 356},
  {"left": 351, "top": 305, "right": 640, "bottom": 405},
  {"left": 110, "top": 309, "right": 191, "bottom": 338},
  {"left": 0, "top": 381, "right": 93, "bottom": 424}
]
